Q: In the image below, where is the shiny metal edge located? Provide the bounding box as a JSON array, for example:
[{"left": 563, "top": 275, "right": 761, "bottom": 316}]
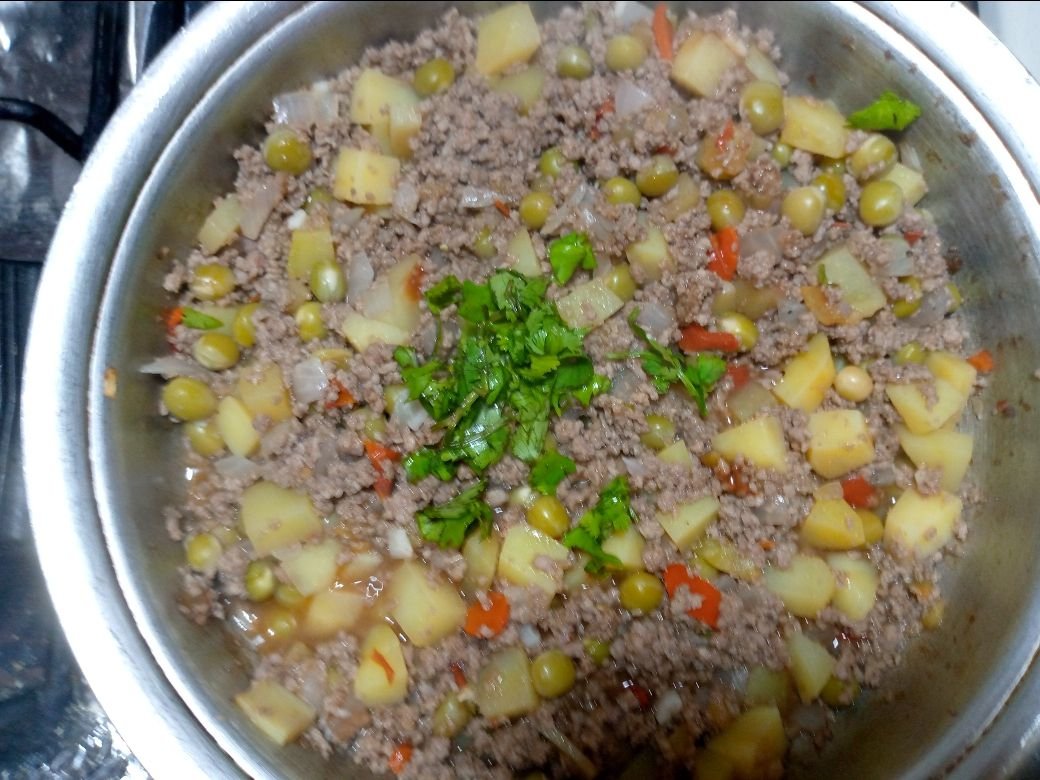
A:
[{"left": 21, "top": 2, "right": 302, "bottom": 779}]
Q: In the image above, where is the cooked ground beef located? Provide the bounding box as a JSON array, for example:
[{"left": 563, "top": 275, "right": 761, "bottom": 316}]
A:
[{"left": 157, "top": 3, "right": 981, "bottom": 778}]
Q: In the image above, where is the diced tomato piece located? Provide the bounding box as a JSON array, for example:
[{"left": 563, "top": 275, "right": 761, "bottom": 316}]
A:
[
  {"left": 493, "top": 199, "right": 510, "bottom": 218},
  {"left": 388, "top": 743, "right": 413, "bottom": 775},
  {"left": 449, "top": 662, "right": 467, "bottom": 689},
  {"left": 678, "top": 324, "right": 741, "bottom": 353},
  {"left": 967, "top": 348, "right": 995, "bottom": 374},
  {"left": 707, "top": 226, "right": 740, "bottom": 281},
  {"left": 326, "top": 379, "right": 356, "bottom": 409},
  {"left": 725, "top": 363, "right": 751, "bottom": 391},
  {"left": 622, "top": 678, "right": 653, "bottom": 710},
  {"left": 841, "top": 476, "right": 877, "bottom": 509},
  {"left": 903, "top": 229, "right": 925, "bottom": 245},
  {"left": 405, "top": 262, "right": 425, "bottom": 302}
]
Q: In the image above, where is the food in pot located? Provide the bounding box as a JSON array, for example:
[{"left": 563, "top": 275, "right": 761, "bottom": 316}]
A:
[{"left": 155, "top": 3, "right": 986, "bottom": 777}]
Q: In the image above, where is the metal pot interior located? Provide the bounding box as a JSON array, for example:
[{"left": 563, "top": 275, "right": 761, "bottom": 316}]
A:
[{"left": 51, "top": 1, "right": 1040, "bottom": 777}]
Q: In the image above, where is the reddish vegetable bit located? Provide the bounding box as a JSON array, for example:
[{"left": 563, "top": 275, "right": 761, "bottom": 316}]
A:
[
  {"left": 903, "top": 229, "right": 925, "bottom": 245},
  {"left": 653, "top": 144, "right": 677, "bottom": 156},
  {"left": 364, "top": 439, "right": 401, "bottom": 499},
  {"left": 372, "top": 649, "right": 395, "bottom": 684},
  {"left": 165, "top": 306, "right": 184, "bottom": 332},
  {"left": 967, "top": 348, "right": 995, "bottom": 374},
  {"left": 388, "top": 742, "right": 413, "bottom": 775},
  {"left": 663, "top": 563, "right": 722, "bottom": 629},
  {"left": 589, "top": 97, "right": 615, "bottom": 140},
  {"left": 493, "top": 199, "right": 511, "bottom": 218},
  {"left": 405, "top": 263, "right": 425, "bottom": 302},
  {"left": 714, "top": 119, "right": 735, "bottom": 155},
  {"left": 326, "top": 379, "right": 356, "bottom": 409},
  {"left": 464, "top": 591, "right": 511, "bottom": 638},
  {"left": 706, "top": 226, "right": 740, "bottom": 281},
  {"left": 725, "top": 363, "right": 751, "bottom": 391},
  {"left": 841, "top": 476, "right": 878, "bottom": 509},
  {"left": 622, "top": 678, "right": 653, "bottom": 710},
  {"left": 678, "top": 324, "right": 741, "bottom": 353},
  {"left": 449, "top": 661, "right": 468, "bottom": 689},
  {"left": 652, "top": 3, "right": 674, "bottom": 61}
]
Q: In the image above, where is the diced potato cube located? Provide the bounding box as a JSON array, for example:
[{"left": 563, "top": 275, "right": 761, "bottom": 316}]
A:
[
  {"left": 462, "top": 532, "right": 502, "bottom": 593},
  {"left": 924, "top": 351, "right": 977, "bottom": 396},
  {"left": 857, "top": 508, "right": 884, "bottom": 545},
  {"left": 744, "top": 46, "right": 781, "bottom": 85},
  {"left": 806, "top": 409, "right": 875, "bottom": 479},
  {"left": 236, "top": 363, "right": 292, "bottom": 423},
  {"left": 697, "top": 537, "right": 760, "bottom": 581},
  {"left": 354, "top": 623, "right": 409, "bottom": 707},
  {"left": 745, "top": 667, "right": 795, "bottom": 713},
  {"left": 726, "top": 381, "right": 778, "bottom": 425},
  {"left": 363, "top": 254, "right": 423, "bottom": 333},
  {"left": 240, "top": 481, "right": 322, "bottom": 556},
  {"left": 369, "top": 119, "right": 393, "bottom": 156},
  {"left": 657, "top": 439, "right": 695, "bottom": 469},
  {"left": 712, "top": 416, "right": 788, "bottom": 472},
  {"left": 896, "top": 425, "right": 974, "bottom": 492},
  {"left": 780, "top": 96, "right": 849, "bottom": 159},
  {"left": 772, "top": 333, "right": 836, "bottom": 413},
  {"left": 198, "top": 195, "right": 242, "bottom": 256},
  {"left": 884, "top": 489, "right": 962, "bottom": 558},
  {"left": 658, "top": 496, "right": 721, "bottom": 552},
  {"left": 693, "top": 749, "right": 736, "bottom": 780},
  {"left": 493, "top": 65, "right": 546, "bottom": 115},
  {"left": 475, "top": 3, "right": 542, "bottom": 77},
  {"left": 235, "top": 678, "right": 316, "bottom": 746},
  {"left": 216, "top": 396, "right": 260, "bottom": 458},
  {"left": 878, "top": 162, "right": 927, "bottom": 205},
  {"left": 763, "top": 554, "right": 835, "bottom": 618},
  {"left": 287, "top": 227, "right": 335, "bottom": 280},
  {"left": 626, "top": 227, "right": 673, "bottom": 282},
  {"left": 350, "top": 69, "right": 418, "bottom": 126},
  {"left": 506, "top": 229, "right": 541, "bottom": 276},
  {"left": 800, "top": 498, "right": 865, "bottom": 550},
  {"left": 498, "top": 524, "right": 570, "bottom": 595},
  {"left": 885, "top": 379, "right": 967, "bottom": 434},
  {"left": 707, "top": 705, "right": 787, "bottom": 778},
  {"left": 827, "top": 553, "right": 879, "bottom": 621},
  {"left": 556, "top": 278, "right": 624, "bottom": 330},
  {"left": 280, "top": 539, "right": 341, "bottom": 596},
  {"left": 302, "top": 589, "right": 365, "bottom": 640},
  {"left": 671, "top": 32, "right": 740, "bottom": 97},
  {"left": 333, "top": 148, "right": 400, "bottom": 206},
  {"left": 388, "top": 103, "right": 422, "bottom": 159},
  {"left": 339, "top": 311, "right": 413, "bottom": 351},
  {"left": 387, "top": 561, "right": 466, "bottom": 647},
  {"left": 340, "top": 550, "right": 383, "bottom": 581},
  {"left": 475, "top": 646, "right": 539, "bottom": 719},
  {"left": 601, "top": 526, "right": 645, "bottom": 571},
  {"left": 812, "top": 245, "right": 886, "bottom": 322},
  {"left": 785, "top": 631, "right": 837, "bottom": 702}
]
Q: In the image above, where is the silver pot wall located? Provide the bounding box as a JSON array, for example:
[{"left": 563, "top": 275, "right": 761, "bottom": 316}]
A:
[{"left": 21, "top": 2, "right": 1040, "bottom": 778}]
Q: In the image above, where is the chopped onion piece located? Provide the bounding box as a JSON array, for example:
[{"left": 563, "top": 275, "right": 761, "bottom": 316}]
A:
[
  {"left": 291, "top": 356, "right": 330, "bottom": 405},
  {"left": 622, "top": 456, "right": 650, "bottom": 478},
  {"left": 519, "top": 624, "right": 541, "bottom": 649},
  {"left": 272, "top": 89, "right": 340, "bottom": 127},
  {"left": 458, "top": 186, "right": 501, "bottom": 209},
  {"left": 899, "top": 141, "right": 923, "bottom": 172},
  {"left": 614, "top": 0, "right": 654, "bottom": 26},
  {"left": 286, "top": 208, "right": 307, "bottom": 230},
  {"left": 540, "top": 725, "right": 598, "bottom": 780},
  {"left": 393, "top": 180, "right": 421, "bottom": 224},
  {"left": 347, "top": 252, "right": 375, "bottom": 303},
  {"left": 635, "top": 301, "right": 676, "bottom": 341},
  {"left": 392, "top": 399, "right": 432, "bottom": 432},
  {"left": 331, "top": 202, "right": 364, "bottom": 233},
  {"left": 615, "top": 80, "right": 655, "bottom": 118},
  {"left": 138, "top": 356, "right": 209, "bottom": 380},
  {"left": 239, "top": 175, "right": 286, "bottom": 240},
  {"left": 654, "top": 690, "right": 683, "bottom": 725},
  {"left": 879, "top": 235, "right": 913, "bottom": 276},
  {"left": 906, "top": 288, "right": 950, "bottom": 327},
  {"left": 740, "top": 226, "right": 785, "bottom": 262},
  {"left": 387, "top": 527, "right": 414, "bottom": 560},
  {"left": 214, "top": 455, "right": 260, "bottom": 481},
  {"left": 610, "top": 368, "right": 641, "bottom": 402}
]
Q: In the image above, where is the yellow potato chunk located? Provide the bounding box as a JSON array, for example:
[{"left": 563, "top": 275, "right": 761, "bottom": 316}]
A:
[
  {"left": 800, "top": 498, "right": 866, "bottom": 550},
  {"left": 236, "top": 363, "right": 292, "bottom": 423},
  {"left": 363, "top": 254, "right": 422, "bottom": 333},
  {"left": 812, "top": 245, "right": 886, "bottom": 323},
  {"left": 706, "top": 705, "right": 787, "bottom": 778},
  {"left": 493, "top": 65, "right": 546, "bottom": 115},
  {"left": 896, "top": 425, "right": 974, "bottom": 492},
  {"left": 671, "top": 31, "right": 740, "bottom": 97},
  {"left": 556, "top": 278, "right": 624, "bottom": 330},
  {"left": 216, "top": 396, "right": 259, "bottom": 458},
  {"left": 601, "top": 526, "right": 645, "bottom": 571},
  {"left": 387, "top": 561, "right": 466, "bottom": 648},
  {"left": 240, "top": 481, "right": 322, "bottom": 556},
  {"left": 764, "top": 554, "right": 835, "bottom": 618},
  {"left": 626, "top": 226, "right": 673, "bottom": 282},
  {"left": 302, "top": 589, "right": 365, "bottom": 640},
  {"left": 475, "top": 646, "right": 539, "bottom": 719},
  {"left": 786, "top": 631, "right": 837, "bottom": 702},
  {"left": 657, "top": 496, "right": 721, "bottom": 552},
  {"left": 333, "top": 148, "right": 400, "bottom": 206},
  {"left": 235, "top": 678, "right": 316, "bottom": 746},
  {"left": 745, "top": 667, "right": 795, "bottom": 713},
  {"left": 697, "top": 537, "right": 761, "bottom": 581},
  {"left": 280, "top": 539, "right": 341, "bottom": 596},
  {"left": 388, "top": 103, "right": 422, "bottom": 159},
  {"left": 462, "top": 532, "right": 502, "bottom": 594},
  {"left": 287, "top": 227, "right": 335, "bottom": 280},
  {"left": 354, "top": 623, "right": 409, "bottom": 707},
  {"left": 772, "top": 333, "right": 836, "bottom": 413},
  {"left": 885, "top": 379, "right": 967, "bottom": 434},
  {"left": 878, "top": 162, "right": 927, "bottom": 206},
  {"left": 744, "top": 46, "right": 781, "bottom": 85},
  {"left": 657, "top": 439, "right": 695, "bottom": 469},
  {"left": 884, "top": 488, "right": 962, "bottom": 558},
  {"left": 350, "top": 68, "right": 418, "bottom": 126},
  {"left": 198, "top": 195, "right": 242, "bottom": 256},
  {"left": 827, "top": 553, "right": 879, "bottom": 621},
  {"left": 858, "top": 509, "right": 884, "bottom": 545},
  {"left": 806, "top": 409, "right": 875, "bottom": 479},
  {"left": 498, "top": 524, "right": 570, "bottom": 595},
  {"left": 712, "top": 416, "right": 788, "bottom": 472},
  {"left": 339, "top": 311, "right": 413, "bottom": 351},
  {"left": 924, "top": 350, "right": 978, "bottom": 396},
  {"left": 506, "top": 229, "right": 541, "bottom": 276},
  {"left": 475, "top": 3, "right": 542, "bottom": 77},
  {"left": 780, "top": 96, "right": 849, "bottom": 159}
]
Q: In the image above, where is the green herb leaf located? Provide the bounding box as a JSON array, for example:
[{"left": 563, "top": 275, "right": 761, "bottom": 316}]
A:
[
  {"left": 548, "top": 232, "right": 597, "bottom": 285},
  {"left": 415, "top": 481, "right": 493, "bottom": 548},
  {"left": 530, "top": 450, "right": 576, "bottom": 495},
  {"left": 848, "top": 91, "right": 921, "bottom": 131},
  {"left": 403, "top": 448, "right": 458, "bottom": 481},
  {"left": 561, "top": 476, "right": 635, "bottom": 572},
  {"left": 425, "top": 275, "right": 463, "bottom": 314},
  {"left": 679, "top": 353, "right": 727, "bottom": 416},
  {"left": 181, "top": 307, "right": 223, "bottom": 330}
]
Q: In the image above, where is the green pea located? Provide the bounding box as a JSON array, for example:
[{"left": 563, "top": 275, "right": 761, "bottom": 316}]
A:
[
  {"left": 190, "top": 263, "right": 235, "bottom": 301},
  {"left": 185, "top": 532, "right": 222, "bottom": 573},
  {"left": 640, "top": 414, "right": 675, "bottom": 451},
  {"left": 263, "top": 128, "right": 311, "bottom": 175},
  {"left": 232, "top": 302, "right": 259, "bottom": 348},
  {"left": 635, "top": 155, "right": 679, "bottom": 198},
  {"left": 603, "top": 176, "right": 642, "bottom": 206},
  {"left": 519, "top": 191, "right": 554, "bottom": 230},
  {"left": 531, "top": 650, "right": 577, "bottom": 698},
  {"left": 432, "top": 693, "right": 475, "bottom": 738},
  {"left": 859, "top": 180, "right": 904, "bottom": 228},
  {"left": 771, "top": 142, "right": 793, "bottom": 168},
  {"left": 539, "top": 147, "right": 569, "bottom": 178},
  {"left": 162, "top": 377, "right": 218, "bottom": 421},
  {"left": 274, "top": 584, "right": 304, "bottom": 608},
  {"left": 304, "top": 188, "right": 334, "bottom": 212},
  {"left": 413, "top": 58, "right": 456, "bottom": 96},
  {"left": 309, "top": 260, "right": 347, "bottom": 303},
  {"left": 605, "top": 35, "right": 648, "bottom": 72},
  {"left": 892, "top": 276, "right": 924, "bottom": 318},
  {"left": 472, "top": 227, "right": 496, "bottom": 259},
  {"left": 193, "top": 332, "right": 240, "bottom": 371},
  {"left": 893, "top": 340, "right": 926, "bottom": 365},
  {"left": 295, "top": 301, "right": 326, "bottom": 342},
  {"left": 185, "top": 418, "right": 225, "bottom": 457},
  {"left": 848, "top": 134, "right": 897, "bottom": 181},
  {"left": 782, "top": 186, "right": 826, "bottom": 236},
  {"left": 813, "top": 171, "right": 846, "bottom": 211},
  {"left": 583, "top": 638, "right": 611, "bottom": 664},
  {"left": 557, "top": 45, "right": 593, "bottom": 79},
  {"left": 245, "top": 560, "right": 277, "bottom": 602},
  {"left": 716, "top": 312, "right": 759, "bottom": 351},
  {"left": 603, "top": 264, "right": 637, "bottom": 301},
  {"left": 739, "top": 80, "right": 785, "bottom": 136},
  {"left": 706, "top": 189, "right": 745, "bottom": 231},
  {"left": 527, "top": 495, "right": 570, "bottom": 539},
  {"left": 619, "top": 571, "right": 664, "bottom": 613}
]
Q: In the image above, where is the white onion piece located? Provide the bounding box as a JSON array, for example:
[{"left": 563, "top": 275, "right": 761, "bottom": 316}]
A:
[
  {"left": 635, "top": 301, "right": 676, "bottom": 341},
  {"left": 906, "top": 288, "right": 950, "bottom": 327},
  {"left": 519, "top": 624, "right": 541, "bottom": 649},
  {"left": 239, "top": 175, "right": 286, "bottom": 240},
  {"left": 392, "top": 399, "right": 432, "bottom": 432},
  {"left": 615, "top": 80, "right": 655, "bottom": 117},
  {"left": 614, "top": 0, "right": 654, "bottom": 26},
  {"left": 879, "top": 235, "right": 913, "bottom": 276},
  {"left": 286, "top": 209, "right": 307, "bottom": 230},
  {"left": 458, "top": 186, "right": 500, "bottom": 209},
  {"left": 139, "top": 355, "right": 208, "bottom": 379},
  {"left": 272, "top": 89, "right": 340, "bottom": 127},
  {"left": 361, "top": 276, "right": 394, "bottom": 321},
  {"left": 214, "top": 455, "right": 259, "bottom": 481},
  {"left": 740, "top": 226, "right": 785, "bottom": 262},
  {"left": 291, "top": 356, "right": 329, "bottom": 405},
  {"left": 654, "top": 690, "right": 683, "bottom": 725},
  {"left": 260, "top": 421, "right": 293, "bottom": 457},
  {"left": 387, "top": 527, "right": 414, "bottom": 560},
  {"left": 331, "top": 202, "right": 364, "bottom": 233},
  {"left": 755, "top": 494, "right": 790, "bottom": 525},
  {"left": 776, "top": 298, "right": 809, "bottom": 327},
  {"left": 899, "top": 141, "right": 923, "bottom": 172},
  {"left": 610, "top": 368, "right": 641, "bottom": 402},
  {"left": 393, "top": 180, "right": 421, "bottom": 224},
  {"left": 622, "top": 456, "right": 649, "bottom": 478},
  {"left": 347, "top": 252, "right": 375, "bottom": 302}
]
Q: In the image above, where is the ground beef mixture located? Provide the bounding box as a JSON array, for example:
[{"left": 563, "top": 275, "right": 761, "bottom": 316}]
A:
[{"left": 155, "top": 3, "right": 986, "bottom": 778}]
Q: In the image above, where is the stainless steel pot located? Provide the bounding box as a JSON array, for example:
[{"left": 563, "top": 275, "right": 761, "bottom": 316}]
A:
[{"left": 21, "top": 2, "right": 1040, "bottom": 778}]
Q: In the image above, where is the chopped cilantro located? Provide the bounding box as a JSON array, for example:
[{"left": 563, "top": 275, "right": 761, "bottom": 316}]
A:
[
  {"left": 181, "top": 307, "right": 223, "bottom": 330},
  {"left": 548, "top": 232, "right": 597, "bottom": 285},
  {"left": 562, "top": 476, "right": 635, "bottom": 572},
  {"left": 530, "top": 450, "right": 576, "bottom": 495},
  {"left": 848, "top": 91, "right": 921, "bottom": 132},
  {"left": 403, "top": 448, "right": 457, "bottom": 481},
  {"left": 415, "top": 481, "right": 493, "bottom": 548},
  {"left": 425, "top": 276, "right": 463, "bottom": 314}
]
